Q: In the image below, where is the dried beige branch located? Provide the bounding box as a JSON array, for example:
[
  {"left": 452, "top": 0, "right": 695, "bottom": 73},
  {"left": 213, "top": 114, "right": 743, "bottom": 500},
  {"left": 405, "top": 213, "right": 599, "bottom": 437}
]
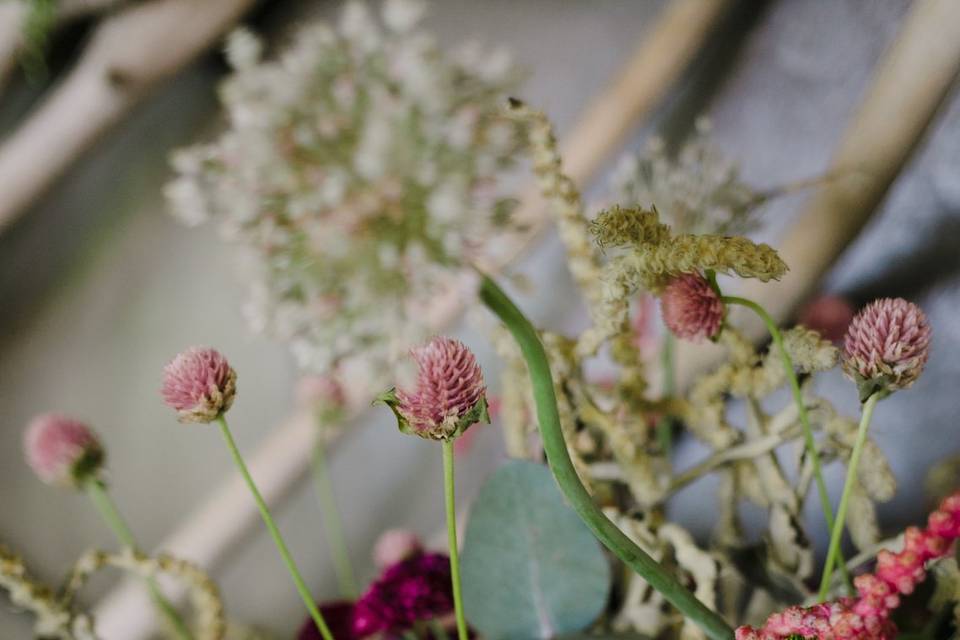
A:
[
  {"left": 0, "top": 0, "right": 255, "bottom": 232},
  {"left": 666, "top": 0, "right": 960, "bottom": 393}
]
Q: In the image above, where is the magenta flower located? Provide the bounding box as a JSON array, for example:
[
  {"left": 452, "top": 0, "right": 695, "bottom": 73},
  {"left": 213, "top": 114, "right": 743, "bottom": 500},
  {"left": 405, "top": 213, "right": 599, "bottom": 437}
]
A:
[
  {"left": 162, "top": 347, "right": 237, "bottom": 423},
  {"left": 660, "top": 273, "right": 724, "bottom": 342},
  {"left": 798, "top": 294, "right": 855, "bottom": 344},
  {"left": 297, "top": 601, "right": 358, "bottom": 640},
  {"left": 381, "top": 337, "right": 488, "bottom": 440},
  {"left": 842, "top": 298, "right": 931, "bottom": 400},
  {"left": 373, "top": 529, "right": 423, "bottom": 569},
  {"left": 735, "top": 491, "right": 960, "bottom": 639},
  {"left": 23, "top": 414, "right": 104, "bottom": 487},
  {"left": 352, "top": 552, "right": 454, "bottom": 637}
]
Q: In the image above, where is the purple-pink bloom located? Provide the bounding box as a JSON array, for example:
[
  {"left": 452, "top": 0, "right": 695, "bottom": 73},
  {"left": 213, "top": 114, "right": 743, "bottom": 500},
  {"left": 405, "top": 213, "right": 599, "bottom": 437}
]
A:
[
  {"left": 298, "top": 601, "right": 358, "bottom": 640},
  {"left": 798, "top": 294, "right": 855, "bottom": 344},
  {"left": 161, "top": 347, "right": 237, "bottom": 423},
  {"left": 23, "top": 414, "right": 103, "bottom": 487},
  {"left": 352, "top": 552, "right": 454, "bottom": 637},
  {"left": 660, "top": 273, "right": 724, "bottom": 342},
  {"left": 842, "top": 298, "right": 930, "bottom": 396},
  {"left": 394, "top": 337, "right": 486, "bottom": 440}
]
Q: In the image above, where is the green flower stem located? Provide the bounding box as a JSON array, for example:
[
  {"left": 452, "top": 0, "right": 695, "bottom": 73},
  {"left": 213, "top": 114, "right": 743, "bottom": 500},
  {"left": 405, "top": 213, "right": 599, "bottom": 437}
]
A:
[
  {"left": 215, "top": 415, "right": 334, "bottom": 640},
  {"left": 85, "top": 478, "right": 193, "bottom": 640},
  {"left": 818, "top": 392, "right": 880, "bottom": 600},
  {"left": 721, "top": 294, "right": 851, "bottom": 590},
  {"left": 311, "top": 436, "right": 358, "bottom": 599},
  {"left": 479, "top": 274, "right": 734, "bottom": 640},
  {"left": 442, "top": 439, "right": 469, "bottom": 640},
  {"left": 656, "top": 333, "right": 677, "bottom": 455}
]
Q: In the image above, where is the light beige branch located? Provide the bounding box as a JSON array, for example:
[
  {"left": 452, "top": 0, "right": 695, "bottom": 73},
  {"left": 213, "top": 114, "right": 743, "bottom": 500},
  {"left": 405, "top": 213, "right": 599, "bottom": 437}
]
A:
[
  {"left": 666, "top": 0, "right": 960, "bottom": 393},
  {"left": 0, "top": 0, "right": 255, "bottom": 232}
]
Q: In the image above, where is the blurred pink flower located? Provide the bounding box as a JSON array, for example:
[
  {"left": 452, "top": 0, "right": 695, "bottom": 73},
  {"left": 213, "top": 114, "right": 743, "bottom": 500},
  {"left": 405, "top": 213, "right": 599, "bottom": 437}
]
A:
[
  {"left": 842, "top": 298, "right": 931, "bottom": 396},
  {"left": 296, "top": 375, "right": 347, "bottom": 414},
  {"left": 373, "top": 529, "right": 423, "bottom": 568},
  {"left": 162, "top": 347, "right": 237, "bottom": 423},
  {"left": 798, "top": 294, "right": 855, "bottom": 344},
  {"left": 23, "top": 414, "right": 103, "bottom": 487},
  {"left": 660, "top": 273, "right": 724, "bottom": 342},
  {"left": 395, "top": 337, "right": 486, "bottom": 440}
]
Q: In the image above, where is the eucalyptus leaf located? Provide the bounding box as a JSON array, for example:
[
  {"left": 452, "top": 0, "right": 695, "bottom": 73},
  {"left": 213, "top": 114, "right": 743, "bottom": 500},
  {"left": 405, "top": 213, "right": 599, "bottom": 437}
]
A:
[{"left": 461, "top": 460, "right": 611, "bottom": 640}]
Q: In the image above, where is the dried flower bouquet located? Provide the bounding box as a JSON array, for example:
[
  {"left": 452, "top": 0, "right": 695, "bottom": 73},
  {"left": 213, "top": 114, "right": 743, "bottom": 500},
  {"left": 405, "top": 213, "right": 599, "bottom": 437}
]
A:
[{"left": 4, "top": 2, "right": 959, "bottom": 640}]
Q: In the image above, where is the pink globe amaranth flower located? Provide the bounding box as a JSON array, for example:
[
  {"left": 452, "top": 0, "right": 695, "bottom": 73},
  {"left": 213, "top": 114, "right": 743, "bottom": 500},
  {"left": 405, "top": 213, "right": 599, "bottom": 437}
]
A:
[
  {"left": 660, "top": 273, "right": 724, "bottom": 342},
  {"left": 390, "top": 337, "right": 487, "bottom": 440},
  {"left": 799, "top": 294, "right": 855, "bottom": 344},
  {"left": 735, "top": 490, "right": 960, "bottom": 640},
  {"left": 162, "top": 347, "right": 237, "bottom": 423},
  {"left": 373, "top": 529, "right": 423, "bottom": 569},
  {"left": 352, "top": 552, "right": 453, "bottom": 637},
  {"left": 23, "top": 414, "right": 104, "bottom": 487},
  {"left": 842, "top": 298, "right": 930, "bottom": 399}
]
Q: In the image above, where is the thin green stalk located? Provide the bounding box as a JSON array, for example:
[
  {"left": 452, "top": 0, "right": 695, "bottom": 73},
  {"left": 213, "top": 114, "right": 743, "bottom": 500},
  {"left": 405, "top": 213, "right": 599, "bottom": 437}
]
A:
[
  {"left": 442, "top": 440, "right": 469, "bottom": 640},
  {"left": 479, "top": 274, "right": 734, "bottom": 640},
  {"left": 311, "top": 437, "right": 357, "bottom": 599},
  {"left": 215, "top": 416, "right": 334, "bottom": 640},
  {"left": 656, "top": 333, "right": 676, "bottom": 455},
  {"left": 818, "top": 392, "right": 880, "bottom": 600},
  {"left": 85, "top": 479, "right": 193, "bottom": 640},
  {"left": 721, "top": 294, "right": 851, "bottom": 590}
]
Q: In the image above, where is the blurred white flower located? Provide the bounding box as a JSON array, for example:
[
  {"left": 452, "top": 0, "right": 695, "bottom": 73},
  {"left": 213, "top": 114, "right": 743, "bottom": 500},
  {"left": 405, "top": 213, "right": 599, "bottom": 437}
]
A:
[{"left": 167, "top": 0, "right": 523, "bottom": 396}]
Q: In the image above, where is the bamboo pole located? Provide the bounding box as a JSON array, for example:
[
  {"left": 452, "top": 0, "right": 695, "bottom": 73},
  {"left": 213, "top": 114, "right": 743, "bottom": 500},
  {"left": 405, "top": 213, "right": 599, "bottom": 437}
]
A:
[
  {"left": 668, "top": 0, "right": 960, "bottom": 393},
  {"left": 91, "top": 1, "right": 735, "bottom": 636},
  {"left": 0, "top": 0, "right": 255, "bottom": 233}
]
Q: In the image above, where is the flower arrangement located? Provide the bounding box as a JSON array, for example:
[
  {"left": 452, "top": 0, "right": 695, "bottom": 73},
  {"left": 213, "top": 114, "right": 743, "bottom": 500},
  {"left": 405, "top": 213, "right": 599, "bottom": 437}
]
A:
[{"left": 5, "top": 2, "right": 959, "bottom": 640}]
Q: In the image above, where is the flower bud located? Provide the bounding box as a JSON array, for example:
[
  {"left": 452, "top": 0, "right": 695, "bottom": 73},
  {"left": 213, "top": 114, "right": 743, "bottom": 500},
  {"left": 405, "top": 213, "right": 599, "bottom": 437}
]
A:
[
  {"left": 378, "top": 337, "right": 488, "bottom": 440},
  {"left": 24, "top": 414, "right": 104, "bottom": 487},
  {"left": 842, "top": 298, "right": 930, "bottom": 401},
  {"left": 660, "top": 272, "right": 724, "bottom": 342},
  {"left": 162, "top": 347, "right": 237, "bottom": 423}
]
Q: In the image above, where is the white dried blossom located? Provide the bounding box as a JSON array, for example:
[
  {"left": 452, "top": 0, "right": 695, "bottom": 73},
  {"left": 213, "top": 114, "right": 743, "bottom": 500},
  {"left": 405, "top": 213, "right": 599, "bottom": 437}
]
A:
[
  {"left": 167, "top": 1, "right": 523, "bottom": 392},
  {"left": 609, "top": 120, "right": 764, "bottom": 236}
]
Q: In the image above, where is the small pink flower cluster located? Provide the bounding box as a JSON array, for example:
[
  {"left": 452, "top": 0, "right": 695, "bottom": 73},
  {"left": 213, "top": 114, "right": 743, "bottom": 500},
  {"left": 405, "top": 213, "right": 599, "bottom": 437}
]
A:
[{"left": 736, "top": 491, "right": 960, "bottom": 640}]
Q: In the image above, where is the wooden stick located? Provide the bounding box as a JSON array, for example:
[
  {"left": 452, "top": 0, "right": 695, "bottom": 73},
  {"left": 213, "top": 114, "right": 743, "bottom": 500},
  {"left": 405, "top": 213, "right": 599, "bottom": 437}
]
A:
[
  {"left": 0, "top": 0, "right": 255, "bottom": 233},
  {"left": 667, "top": 0, "right": 960, "bottom": 393},
  {"left": 91, "top": 1, "right": 734, "bottom": 636}
]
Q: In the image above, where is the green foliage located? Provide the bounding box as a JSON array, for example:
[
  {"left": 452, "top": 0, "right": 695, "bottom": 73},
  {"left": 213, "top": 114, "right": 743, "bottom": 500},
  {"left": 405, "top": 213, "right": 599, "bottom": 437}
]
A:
[
  {"left": 461, "top": 460, "right": 611, "bottom": 640},
  {"left": 21, "top": 0, "right": 58, "bottom": 81}
]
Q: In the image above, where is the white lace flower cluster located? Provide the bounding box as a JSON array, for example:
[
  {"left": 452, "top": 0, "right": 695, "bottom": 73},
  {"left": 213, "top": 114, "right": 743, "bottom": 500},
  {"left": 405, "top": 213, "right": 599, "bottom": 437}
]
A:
[
  {"left": 166, "top": 0, "right": 523, "bottom": 387},
  {"left": 609, "top": 120, "right": 763, "bottom": 236}
]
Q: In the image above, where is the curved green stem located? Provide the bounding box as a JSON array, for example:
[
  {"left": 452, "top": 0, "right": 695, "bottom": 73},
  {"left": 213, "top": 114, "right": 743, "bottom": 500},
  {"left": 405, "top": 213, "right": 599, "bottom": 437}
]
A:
[
  {"left": 442, "top": 440, "right": 469, "bottom": 640},
  {"left": 85, "top": 479, "right": 193, "bottom": 640},
  {"left": 216, "top": 416, "right": 334, "bottom": 640},
  {"left": 479, "top": 274, "right": 734, "bottom": 640},
  {"left": 311, "top": 437, "right": 357, "bottom": 599},
  {"left": 721, "top": 294, "right": 851, "bottom": 591},
  {"left": 818, "top": 392, "right": 880, "bottom": 599}
]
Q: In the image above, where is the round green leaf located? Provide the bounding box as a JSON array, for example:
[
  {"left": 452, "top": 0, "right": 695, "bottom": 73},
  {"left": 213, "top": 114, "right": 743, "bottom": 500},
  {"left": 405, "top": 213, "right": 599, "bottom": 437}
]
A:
[{"left": 461, "top": 460, "right": 611, "bottom": 639}]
